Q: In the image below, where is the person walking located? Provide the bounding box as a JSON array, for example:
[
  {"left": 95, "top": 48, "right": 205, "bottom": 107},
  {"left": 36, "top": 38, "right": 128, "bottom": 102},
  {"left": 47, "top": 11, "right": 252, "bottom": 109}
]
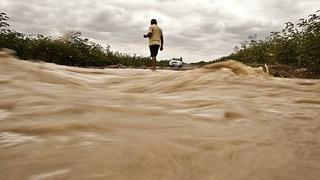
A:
[{"left": 144, "top": 19, "right": 164, "bottom": 71}]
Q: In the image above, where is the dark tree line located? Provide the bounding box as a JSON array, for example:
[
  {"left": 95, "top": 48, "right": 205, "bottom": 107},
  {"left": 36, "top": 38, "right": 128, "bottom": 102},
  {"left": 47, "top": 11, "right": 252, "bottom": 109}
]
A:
[
  {"left": 0, "top": 12, "right": 169, "bottom": 68},
  {"left": 216, "top": 10, "right": 320, "bottom": 75}
]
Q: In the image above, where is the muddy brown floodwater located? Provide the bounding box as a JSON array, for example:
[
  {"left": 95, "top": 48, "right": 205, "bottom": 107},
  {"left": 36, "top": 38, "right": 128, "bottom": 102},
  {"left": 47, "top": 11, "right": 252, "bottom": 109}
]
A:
[{"left": 0, "top": 50, "right": 320, "bottom": 180}]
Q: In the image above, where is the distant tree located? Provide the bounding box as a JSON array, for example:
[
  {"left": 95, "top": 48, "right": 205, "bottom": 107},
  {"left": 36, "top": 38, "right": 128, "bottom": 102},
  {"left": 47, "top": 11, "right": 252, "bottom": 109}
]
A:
[
  {"left": 61, "top": 30, "right": 82, "bottom": 43},
  {"left": 0, "top": 12, "right": 9, "bottom": 28}
]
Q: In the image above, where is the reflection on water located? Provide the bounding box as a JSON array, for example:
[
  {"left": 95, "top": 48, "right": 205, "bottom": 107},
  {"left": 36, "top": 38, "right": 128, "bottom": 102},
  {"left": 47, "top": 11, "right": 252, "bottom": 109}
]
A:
[{"left": 1, "top": 50, "right": 320, "bottom": 180}]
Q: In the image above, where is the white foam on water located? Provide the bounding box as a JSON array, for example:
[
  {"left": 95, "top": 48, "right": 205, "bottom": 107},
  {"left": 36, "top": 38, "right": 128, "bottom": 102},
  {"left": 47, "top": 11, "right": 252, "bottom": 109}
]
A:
[
  {"left": 0, "top": 110, "right": 10, "bottom": 121},
  {"left": 29, "top": 169, "right": 70, "bottom": 180},
  {"left": 0, "top": 132, "right": 42, "bottom": 147}
]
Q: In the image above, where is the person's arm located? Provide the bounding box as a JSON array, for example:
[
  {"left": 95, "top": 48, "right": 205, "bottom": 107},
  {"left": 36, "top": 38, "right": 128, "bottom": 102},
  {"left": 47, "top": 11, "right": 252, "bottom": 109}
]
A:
[
  {"left": 160, "top": 34, "right": 164, "bottom": 51},
  {"left": 143, "top": 32, "right": 152, "bottom": 38},
  {"left": 144, "top": 26, "right": 153, "bottom": 38}
]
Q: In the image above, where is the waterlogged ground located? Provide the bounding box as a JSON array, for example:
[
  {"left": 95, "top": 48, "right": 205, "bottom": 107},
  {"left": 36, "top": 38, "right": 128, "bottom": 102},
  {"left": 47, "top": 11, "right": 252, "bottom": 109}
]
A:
[{"left": 1, "top": 51, "right": 320, "bottom": 180}]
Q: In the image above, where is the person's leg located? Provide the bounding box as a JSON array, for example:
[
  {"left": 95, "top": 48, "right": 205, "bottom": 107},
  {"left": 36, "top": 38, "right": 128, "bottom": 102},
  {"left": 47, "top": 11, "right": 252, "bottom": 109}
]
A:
[
  {"left": 149, "top": 46, "right": 154, "bottom": 70},
  {"left": 149, "top": 45, "right": 159, "bottom": 71},
  {"left": 151, "top": 57, "right": 156, "bottom": 71}
]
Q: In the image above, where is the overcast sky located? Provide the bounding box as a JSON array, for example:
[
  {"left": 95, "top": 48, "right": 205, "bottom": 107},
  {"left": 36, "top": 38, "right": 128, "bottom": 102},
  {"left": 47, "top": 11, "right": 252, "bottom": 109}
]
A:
[{"left": 1, "top": 0, "right": 320, "bottom": 62}]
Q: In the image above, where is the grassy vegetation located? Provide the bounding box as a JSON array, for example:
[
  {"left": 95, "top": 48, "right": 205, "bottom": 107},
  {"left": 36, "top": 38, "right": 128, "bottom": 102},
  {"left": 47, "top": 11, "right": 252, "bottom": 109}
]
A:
[
  {"left": 215, "top": 10, "right": 320, "bottom": 78},
  {"left": 0, "top": 12, "right": 169, "bottom": 68}
]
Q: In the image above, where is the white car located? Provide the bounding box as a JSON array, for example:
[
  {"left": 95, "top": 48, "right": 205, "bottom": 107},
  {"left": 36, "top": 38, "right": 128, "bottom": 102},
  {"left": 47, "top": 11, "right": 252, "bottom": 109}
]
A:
[{"left": 169, "top": 58, "right": 183, "bottom": 68}]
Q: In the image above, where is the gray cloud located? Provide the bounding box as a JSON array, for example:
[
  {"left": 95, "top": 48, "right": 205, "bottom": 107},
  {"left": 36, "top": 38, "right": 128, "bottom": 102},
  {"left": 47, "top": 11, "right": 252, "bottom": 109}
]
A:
[{"left": 2, "top": 0, "right": 320, "bottom": 62}]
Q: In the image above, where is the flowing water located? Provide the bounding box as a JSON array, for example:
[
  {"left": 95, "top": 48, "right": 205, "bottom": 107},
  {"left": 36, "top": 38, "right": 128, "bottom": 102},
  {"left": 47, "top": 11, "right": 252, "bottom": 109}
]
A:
[{"left": 1, "top": 50, "right": 320, "bottom": 180}]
